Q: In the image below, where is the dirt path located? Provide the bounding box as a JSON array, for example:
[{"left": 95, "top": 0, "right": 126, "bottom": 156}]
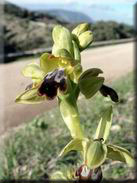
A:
[{"left": 0, "top": 42, "right": 134, "bottom": 135}]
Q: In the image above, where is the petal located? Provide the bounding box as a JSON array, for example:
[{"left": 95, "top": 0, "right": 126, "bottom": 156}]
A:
[
  {"left": 107, "top": 144, "right": 135, "bottom": 167},
  {"left": 15, "top": 86, "right": 46, "bottom": 104},
  {"left": 22, "top": 63, "right": 45, "bottom": 79}
]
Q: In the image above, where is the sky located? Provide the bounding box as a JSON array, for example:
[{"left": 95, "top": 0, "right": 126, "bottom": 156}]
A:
[{"left": 8, "top": 0, "right": 137, "bottom": 25}]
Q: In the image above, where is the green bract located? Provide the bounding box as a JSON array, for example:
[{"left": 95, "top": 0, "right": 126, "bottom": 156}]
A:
[
  {"left": 95, "top": 106, "right": 113, "bottom": 142},
  {"left": 59, "top": 95, "right": 84, "bottom": 139},
  {"left": 59, "top": 138, "right": 83, "bottom": 157},
  {"left": 86, "top": 140, "right": 107, "bottom": 169}
]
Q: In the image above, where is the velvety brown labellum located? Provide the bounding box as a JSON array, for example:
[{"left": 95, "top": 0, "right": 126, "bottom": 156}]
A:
[
  {"left": 91, "top": 167, "right": 102, "bottom": 183},
  {"left": 75, "top": 165, "right": 92, "bottom": 180},
  {"left": 100, "top": 84, "right": 119, "bottom": 103},
  {"left": 75, "top": 165, "right": 102, "bottom": 183},
  {"left": 38, "top": 69, "right": 67, "bottom": 99}
]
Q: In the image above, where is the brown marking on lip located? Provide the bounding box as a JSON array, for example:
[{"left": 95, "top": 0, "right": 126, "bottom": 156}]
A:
[{"left": 38, "top": 69, "right": 67, "bottom": 99}]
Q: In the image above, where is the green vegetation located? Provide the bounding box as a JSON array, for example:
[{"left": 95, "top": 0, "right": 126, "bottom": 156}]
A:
[
  {"left": 92, "top": 21, "right": 135, "bottom": 41},
  {"left": 0, "top": 72, "right": 135, "bottom": 179},
  {"left": 4, "top": 1, "right": 135, "bottom": 64}
]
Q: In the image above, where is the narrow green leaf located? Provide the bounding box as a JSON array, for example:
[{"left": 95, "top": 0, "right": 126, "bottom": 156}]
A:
[
  {"left": 15, "top": 86, "right": 46, "bottom": 104},
  {"left": 87, "top": 140, "right": 107, "bottom": 169},
  {"left": 59, "top": 139, "right": 83, "bottom": 157},
  {"left": 95, "top": 106, "right": 113, "bottom": 142},
  {"left": 107, "top": 144, "right": 135, "bottom": 167},
  {"left": 52, "top": 25, "right": 73, "bottom": 56},
  {"left": 59, "top": 97, "right": 84, "bottom": 139},
  {"left": 79, "top": 76, "right": 104, "bottom": 99}
]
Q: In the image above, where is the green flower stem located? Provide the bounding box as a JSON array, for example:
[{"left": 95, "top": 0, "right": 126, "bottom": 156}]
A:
[{"left": 59, "top": 94, "right": 84, "bottom": 139}]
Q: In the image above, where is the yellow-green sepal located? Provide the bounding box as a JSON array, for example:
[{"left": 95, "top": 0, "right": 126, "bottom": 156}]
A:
[
  {"left": 15, "top": 86, "right": 46, "bottom": 104},
  {"left": 72, "top": 23, "right": 90, "bottom": 37},
  {"left": 59, "top": 138, "right": 83, "bottom": 157},
  {"left": 80, "top": 68, "right": 103, "bottom": 79},
  {"left": 52, "top": 25, "right": 73, "bottom": 57},
  {"left": 107, "top": 144, "right": 135, "bottom": 167},
  {"left": 40, "top": 52, "right": 74, "bottom": 77},
  {"left": 78, "top": 77, "right": 104, "bottom": 99},
  {"left": 95, "top": 106, "right": 113, "bottom": 142},
  {"left": 40, "top": 53, "right": 59, "bottom": 74},
  {"left": 87, "top": 140, "right": 107, "bottom": 169},
  {"left": 22, "top": 63, "right": 45, "bottom": 82},
  {"left": 78, "top": 68, "right": 104, "bottom": 98},
  {"left": 52, "top": 47, "right": 73, "bottom": 59},
  {"left": 78, "top": 30, "right": 93, "bottom": 51}
]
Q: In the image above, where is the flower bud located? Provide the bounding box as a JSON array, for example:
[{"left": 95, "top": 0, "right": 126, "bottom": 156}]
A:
[
  {"left": 52, "top": 25, "right": 73, "bottom": 57},
  {"left": 78, "top": 31, "right": 93, "bottom": 51},
  {"left": 72, "top": 23, "right": 90, "bottom": 37}
]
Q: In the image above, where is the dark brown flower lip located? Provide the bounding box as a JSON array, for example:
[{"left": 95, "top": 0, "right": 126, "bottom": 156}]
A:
[
  {"left": 75, "top": 165, "right": 102, "bottom": 182},
  {"left": 100, "top": 84, "right": 119, "bottom": 103},
  {"left": 38, "top": 69, "right": 67, "bottom": 100}
]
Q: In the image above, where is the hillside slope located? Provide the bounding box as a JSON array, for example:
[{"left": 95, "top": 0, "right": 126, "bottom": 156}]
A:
[
  {"left": 4, "top": 1, "right": 71, "bottom": 56},
  {"left": 44, "top": 9, "right": 92, "bottom": 23}
]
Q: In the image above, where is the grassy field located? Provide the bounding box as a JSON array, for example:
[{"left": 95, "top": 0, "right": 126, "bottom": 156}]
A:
[{"left": 0, "top": 72, "right": 135, "bottom": 180}]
